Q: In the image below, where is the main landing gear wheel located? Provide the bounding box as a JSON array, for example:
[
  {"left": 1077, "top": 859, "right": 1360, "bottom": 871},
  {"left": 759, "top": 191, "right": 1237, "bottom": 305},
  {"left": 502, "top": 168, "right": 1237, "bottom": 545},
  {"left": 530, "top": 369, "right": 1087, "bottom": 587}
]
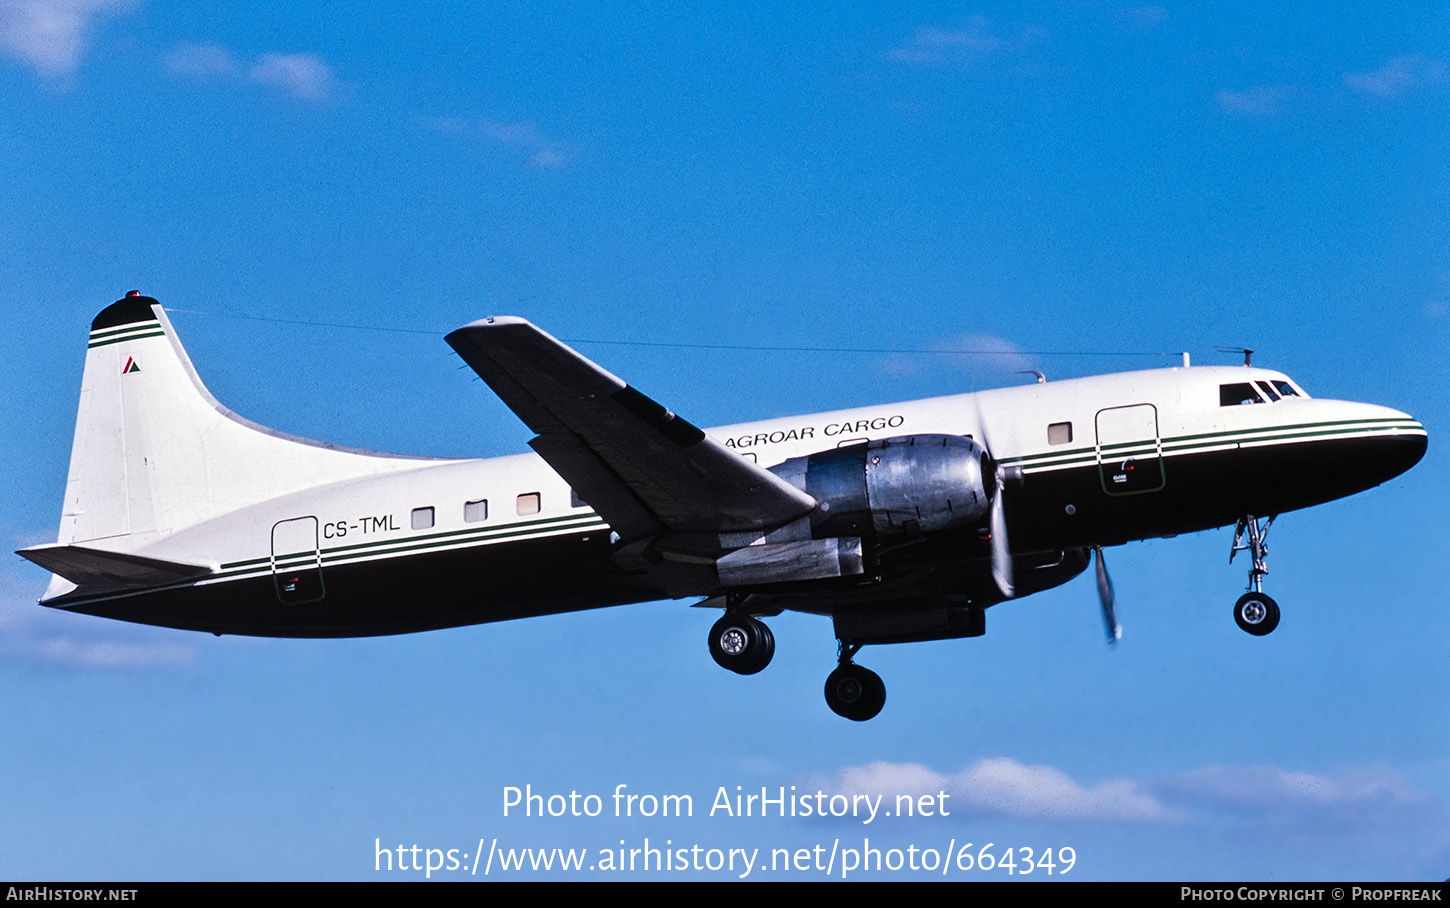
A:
[
  {"left": 1234, "top": 592, "right": 1280, "bottom": 636},
  {"left": 708, "top": 614, "right": 774, "bottom": 674},
  {"left": 824, "top": 663, "right": 886, "bottom": 722}
]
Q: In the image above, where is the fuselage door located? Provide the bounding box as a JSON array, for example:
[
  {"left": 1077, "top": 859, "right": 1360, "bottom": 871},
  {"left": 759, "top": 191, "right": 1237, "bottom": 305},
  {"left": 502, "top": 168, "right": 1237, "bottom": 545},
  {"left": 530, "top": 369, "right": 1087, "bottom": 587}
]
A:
[
  {"left": 271, "top": 516, "right": 325, "bottom": 604},
  {"left": 1095, "top": 404, "right": 1165, "bottom": 495}
]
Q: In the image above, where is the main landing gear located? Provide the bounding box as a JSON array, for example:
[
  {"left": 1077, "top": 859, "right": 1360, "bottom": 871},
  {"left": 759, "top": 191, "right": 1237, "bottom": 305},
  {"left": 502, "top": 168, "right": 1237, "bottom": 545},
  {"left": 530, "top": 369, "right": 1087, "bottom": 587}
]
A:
[
  {"left": 1230, "top": 514, "right": 1280, "bottom": 636},
  {"left": 824, "top": 642, "right": 886, "bottom": 722},
  {"left": 707, "top": 599, "right": 887, "bottom": 721},
  {"left": 708, "top": 611, "right": 774, "bottom": 675}
]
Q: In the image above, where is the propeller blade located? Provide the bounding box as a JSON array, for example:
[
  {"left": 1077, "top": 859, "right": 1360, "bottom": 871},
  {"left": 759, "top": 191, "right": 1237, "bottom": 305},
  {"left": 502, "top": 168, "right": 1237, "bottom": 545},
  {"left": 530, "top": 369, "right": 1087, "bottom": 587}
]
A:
[
  {"left": 1093, "top": 545, "right": 1121, "bottom": 645},
  {"left": 990, "top": 485, "right": 1013, "bottom": 599},
  {"left": 972, "top": 398, "right": 1013, "bottom": 599}
]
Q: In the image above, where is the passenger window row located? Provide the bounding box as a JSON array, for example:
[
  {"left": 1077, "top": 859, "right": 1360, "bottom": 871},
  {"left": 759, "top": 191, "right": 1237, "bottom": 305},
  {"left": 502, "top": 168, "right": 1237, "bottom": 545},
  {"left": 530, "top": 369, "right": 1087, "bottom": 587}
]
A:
[{"left": 407, "top": 489, "right": 590, "bottom": 530}]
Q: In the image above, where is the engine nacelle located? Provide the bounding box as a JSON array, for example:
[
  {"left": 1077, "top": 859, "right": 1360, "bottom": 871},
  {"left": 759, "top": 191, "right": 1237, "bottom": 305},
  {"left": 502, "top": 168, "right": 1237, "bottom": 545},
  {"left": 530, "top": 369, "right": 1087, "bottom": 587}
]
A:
[{"left": 769, "top": 434, "right": 995, "bottom": 539}]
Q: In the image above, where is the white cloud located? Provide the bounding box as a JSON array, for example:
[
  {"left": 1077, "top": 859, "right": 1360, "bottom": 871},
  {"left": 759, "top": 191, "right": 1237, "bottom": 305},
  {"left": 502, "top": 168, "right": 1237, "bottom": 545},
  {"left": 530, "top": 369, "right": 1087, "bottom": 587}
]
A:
[
  {"left": 22, "top": 633, "right": 194, "bottom": 669},
  {"left": 0, "top": 568, "right": 195, "bottom": 669},
  {"left": 248, "top": 52, "right": 338, "bottom": 102},
  {"left": 0, "top": 0, "right": 134, "bottom": 76},
  {"left": 933, "top": 332, "right": 1036, "bottom": 375},
  {"left": 422, "top": 115, "right": 574, "bottom": 169},
  {"left": 1215, "top": 85, "right": 1289, "bottom": 117},
  {"left": 888, "top": 18, "right": 1045, "bottom": 68},
  {"left": 529, "top": 147, "right": 570, "bottom": 169},
  {"left": 1345, "top": 54, "right": 1446, "bottom": 98},
  {"left": 165, "top": 42, "right": 342, "bottom": 102},
  {"left": 880, "top": 333, "right": 1035, "bottom": 379},
  {"left": 1151, "top": 764, "right": 1427, "bottom": 819},
  {"left": 817, "top": 758, "right": 1442, "bottom": 835},
  {"left": 822, "top": 758, "right": 1182, "bottom": 823},
  {"left": 475, "top": 119, "right": 551, "bottom": 147}
]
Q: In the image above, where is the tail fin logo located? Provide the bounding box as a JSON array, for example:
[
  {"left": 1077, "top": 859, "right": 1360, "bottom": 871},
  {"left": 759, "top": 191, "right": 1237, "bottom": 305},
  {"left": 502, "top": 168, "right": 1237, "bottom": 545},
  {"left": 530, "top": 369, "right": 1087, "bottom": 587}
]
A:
[{"left": 122, "top": 356, "right": 140, "bottom": 374}]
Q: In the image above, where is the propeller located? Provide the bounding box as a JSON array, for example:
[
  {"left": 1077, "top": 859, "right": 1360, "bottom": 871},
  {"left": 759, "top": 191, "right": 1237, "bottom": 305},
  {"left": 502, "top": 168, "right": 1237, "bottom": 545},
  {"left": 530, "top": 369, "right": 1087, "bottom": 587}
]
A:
[
  {"left": 973, "top": 401, "right": 1013, "bottom": 599},
  {"left": 988, "top": 470, "right": 1012, "bottom": 599},
  {"left": 1093, "top": 545, "right": 1121, "bottom": 646}
]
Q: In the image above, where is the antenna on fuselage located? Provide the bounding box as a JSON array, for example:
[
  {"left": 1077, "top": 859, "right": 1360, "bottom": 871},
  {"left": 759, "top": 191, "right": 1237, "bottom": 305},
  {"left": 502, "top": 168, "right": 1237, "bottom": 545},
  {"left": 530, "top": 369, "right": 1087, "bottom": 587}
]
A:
[
  {"left": 1215, "top": 346, "right": 1255, "bottom": 367},
  {"left": 1017, "top": 370, "right": 1046, "bottom": 383}
]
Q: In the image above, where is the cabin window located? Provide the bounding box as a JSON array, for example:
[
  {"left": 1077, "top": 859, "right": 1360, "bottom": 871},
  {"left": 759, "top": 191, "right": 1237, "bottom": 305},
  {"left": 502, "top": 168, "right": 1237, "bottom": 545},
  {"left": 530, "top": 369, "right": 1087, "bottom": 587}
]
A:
[
  {"left": 411, "top": 506, "right": 435, "bottom": 530},
  {"left": 1219, "top": 383, "right": 1265, "bottom": 406},
  {"left": 516, "top": 492, "right": 541, "bottom": 516},
  {"left": 464, "top": 499, "right": 488, "bottom": 523},
  {"left": 1047, "top": 422, "right": 1073, "bottom": 445}
]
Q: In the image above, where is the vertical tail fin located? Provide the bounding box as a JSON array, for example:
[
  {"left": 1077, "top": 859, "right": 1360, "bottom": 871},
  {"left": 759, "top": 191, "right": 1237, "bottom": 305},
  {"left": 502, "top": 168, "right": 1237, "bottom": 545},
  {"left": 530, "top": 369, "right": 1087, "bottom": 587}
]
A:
[
  {"left": 56, "top": 293, "right": 440, "bottom": 549},
  {"left": 61, "top": 293, "right": 169, "bottom": 544}
]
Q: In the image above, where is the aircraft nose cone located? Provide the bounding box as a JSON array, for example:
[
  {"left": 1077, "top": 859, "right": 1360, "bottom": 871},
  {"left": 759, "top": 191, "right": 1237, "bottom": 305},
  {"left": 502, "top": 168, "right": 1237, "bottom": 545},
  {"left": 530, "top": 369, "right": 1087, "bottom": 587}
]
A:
[
  {"left": 1354, "top": 403, "right": 1427, "bottom": 486},
  {"left": 1380, "top": 415, "right": 1427, "bottom": 481},
  {"left": 1295, "top": 402, "right": 1428, "bottom": 505}
]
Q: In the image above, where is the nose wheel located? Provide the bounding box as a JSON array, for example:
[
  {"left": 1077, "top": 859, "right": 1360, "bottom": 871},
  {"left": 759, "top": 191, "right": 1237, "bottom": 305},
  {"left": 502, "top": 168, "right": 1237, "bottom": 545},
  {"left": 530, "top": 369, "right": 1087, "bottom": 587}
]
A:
[
  {"left": 1234, "top": 592, "right": 1280, "bottom": 636},
  {"left": 824, "top": 642, "right": 886, "bottom": 721}
]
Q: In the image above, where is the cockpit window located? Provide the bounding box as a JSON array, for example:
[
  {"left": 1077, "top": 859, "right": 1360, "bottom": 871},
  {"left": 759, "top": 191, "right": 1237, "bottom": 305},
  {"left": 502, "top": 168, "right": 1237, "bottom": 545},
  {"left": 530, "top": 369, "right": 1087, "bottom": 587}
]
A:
[
  {"left": 1254, "top": 381, "right": 1281, "bottom": 402},
  {"left": 1271, "top": 380, "right": 1302, "bottom": 398},
  {"left": 1219, "top": 383, "right": 1265, "bottom": 406}
]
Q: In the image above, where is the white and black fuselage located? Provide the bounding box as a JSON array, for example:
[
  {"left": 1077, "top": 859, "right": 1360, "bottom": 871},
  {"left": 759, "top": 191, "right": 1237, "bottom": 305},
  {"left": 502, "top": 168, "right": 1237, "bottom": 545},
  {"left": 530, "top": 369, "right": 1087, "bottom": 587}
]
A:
[{"left": 17, "top": 296, "right": 1427, "bottom": 717}]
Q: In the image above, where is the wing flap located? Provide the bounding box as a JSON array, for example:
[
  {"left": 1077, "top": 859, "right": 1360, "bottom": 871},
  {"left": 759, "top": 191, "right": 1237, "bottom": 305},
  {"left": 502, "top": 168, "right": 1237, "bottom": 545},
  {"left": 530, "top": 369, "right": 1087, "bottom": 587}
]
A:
[{"left": 446, "top": 317, "right": 816, "bottom": 541}]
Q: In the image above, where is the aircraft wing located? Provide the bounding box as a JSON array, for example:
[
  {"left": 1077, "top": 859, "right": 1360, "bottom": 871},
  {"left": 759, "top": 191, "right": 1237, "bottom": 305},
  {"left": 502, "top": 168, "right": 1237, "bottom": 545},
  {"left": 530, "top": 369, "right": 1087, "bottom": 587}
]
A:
[{"left": 446, "top": 317, "right": 817, "bottom": 543}]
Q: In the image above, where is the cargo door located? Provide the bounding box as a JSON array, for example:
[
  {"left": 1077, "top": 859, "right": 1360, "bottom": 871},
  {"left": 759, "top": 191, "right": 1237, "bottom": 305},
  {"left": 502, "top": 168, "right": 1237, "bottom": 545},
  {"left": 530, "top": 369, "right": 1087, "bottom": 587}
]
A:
[
  {"left": 271, "top": 516, "right": 325, "bottom": 603},
  {"left": 1095, "top": 404, "right": 1165, "bottom": 495}
]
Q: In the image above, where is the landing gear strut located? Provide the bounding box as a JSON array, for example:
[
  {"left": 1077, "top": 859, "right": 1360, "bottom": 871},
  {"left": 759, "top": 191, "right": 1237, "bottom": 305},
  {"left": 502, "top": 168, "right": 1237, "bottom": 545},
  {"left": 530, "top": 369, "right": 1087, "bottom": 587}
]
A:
[
  {"left": 824, "top": 641, "right": 886, "bottom": 721},
  {"left": 708, "top": 610, "right": 774, "bottom": 675},
  {"left": 1230, "top": 514, "right": 1280, "bottom": 636}
]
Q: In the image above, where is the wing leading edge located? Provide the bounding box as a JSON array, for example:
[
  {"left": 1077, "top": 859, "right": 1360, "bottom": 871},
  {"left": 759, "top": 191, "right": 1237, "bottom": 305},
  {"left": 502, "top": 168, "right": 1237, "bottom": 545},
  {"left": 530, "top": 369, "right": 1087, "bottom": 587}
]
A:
[{"left": 445, "top": 317, "right": 816, "bottom": 545}]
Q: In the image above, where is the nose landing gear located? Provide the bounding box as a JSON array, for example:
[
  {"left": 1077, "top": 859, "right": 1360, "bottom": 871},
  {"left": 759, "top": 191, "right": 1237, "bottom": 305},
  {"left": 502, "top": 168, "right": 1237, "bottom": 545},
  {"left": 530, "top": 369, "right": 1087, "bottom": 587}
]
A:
[{"left": 1230, "top": 514, "right": 1280, "bottom": 636}]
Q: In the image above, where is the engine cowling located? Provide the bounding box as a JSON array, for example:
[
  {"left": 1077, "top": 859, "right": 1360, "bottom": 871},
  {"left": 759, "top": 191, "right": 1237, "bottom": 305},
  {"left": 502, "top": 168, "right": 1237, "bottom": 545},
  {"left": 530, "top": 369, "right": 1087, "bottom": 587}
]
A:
[{"left": 769, "top": 434, "right": 995, "bottom": 539}]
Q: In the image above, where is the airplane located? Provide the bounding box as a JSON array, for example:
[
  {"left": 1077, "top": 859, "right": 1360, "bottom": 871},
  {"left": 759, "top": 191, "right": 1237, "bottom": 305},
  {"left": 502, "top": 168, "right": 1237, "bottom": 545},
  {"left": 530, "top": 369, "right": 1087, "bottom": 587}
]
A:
[{"left": 17, "top": 292, "right": 1428, "bottom": 720}]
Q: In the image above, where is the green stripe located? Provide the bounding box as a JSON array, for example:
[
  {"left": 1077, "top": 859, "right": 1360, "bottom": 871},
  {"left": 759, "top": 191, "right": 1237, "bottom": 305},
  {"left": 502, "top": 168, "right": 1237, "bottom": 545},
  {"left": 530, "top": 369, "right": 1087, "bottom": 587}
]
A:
[
  {"left": 89, "top": 329, "right": 165, "bottom": 348},
  {"left": 324, "top": 512, "right": 601, "bottom": 557},
  {"left": 88, "top": 321, "right": 161, "bottom": 342},
  {"left": 321, "top": 520, "right": 605, "bottom": 565},
  {"left": 217, "top": 512, "right": 608, "bottom": 577},
  {"left": 1161, "top": 416, "right": 1414, "bottom": 448},
  {"left": 1007, "top": 420, "right": 1422, "bottom": 472}
]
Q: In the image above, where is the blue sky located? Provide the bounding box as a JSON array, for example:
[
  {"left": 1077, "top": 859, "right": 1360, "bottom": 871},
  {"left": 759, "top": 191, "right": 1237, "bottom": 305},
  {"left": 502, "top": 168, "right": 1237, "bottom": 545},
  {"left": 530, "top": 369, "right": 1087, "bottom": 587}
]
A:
[{"left": 1, "top": 1, "right": 1446, "bottom": 882}]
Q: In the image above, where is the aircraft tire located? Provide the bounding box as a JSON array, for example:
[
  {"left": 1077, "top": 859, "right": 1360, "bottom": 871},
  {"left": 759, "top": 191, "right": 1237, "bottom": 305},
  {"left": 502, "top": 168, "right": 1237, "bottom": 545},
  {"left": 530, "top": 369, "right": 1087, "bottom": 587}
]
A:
[
  {"left": 709, "top": 614, "right": 774, "bottom": 674},
  {"left": 824, "top": 664, "right": 886, "bottom": 721},
  {"left": 1233, "top": 592, "right": 1280, "bottom": 636}
]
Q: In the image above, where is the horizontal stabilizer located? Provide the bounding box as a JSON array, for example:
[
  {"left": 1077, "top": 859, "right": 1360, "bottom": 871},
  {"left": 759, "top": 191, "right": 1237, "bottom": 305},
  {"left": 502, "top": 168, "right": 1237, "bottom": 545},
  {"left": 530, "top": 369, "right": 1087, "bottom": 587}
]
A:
[{"left": 17, "top": 543, "right": 213, "bottom": 593}]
